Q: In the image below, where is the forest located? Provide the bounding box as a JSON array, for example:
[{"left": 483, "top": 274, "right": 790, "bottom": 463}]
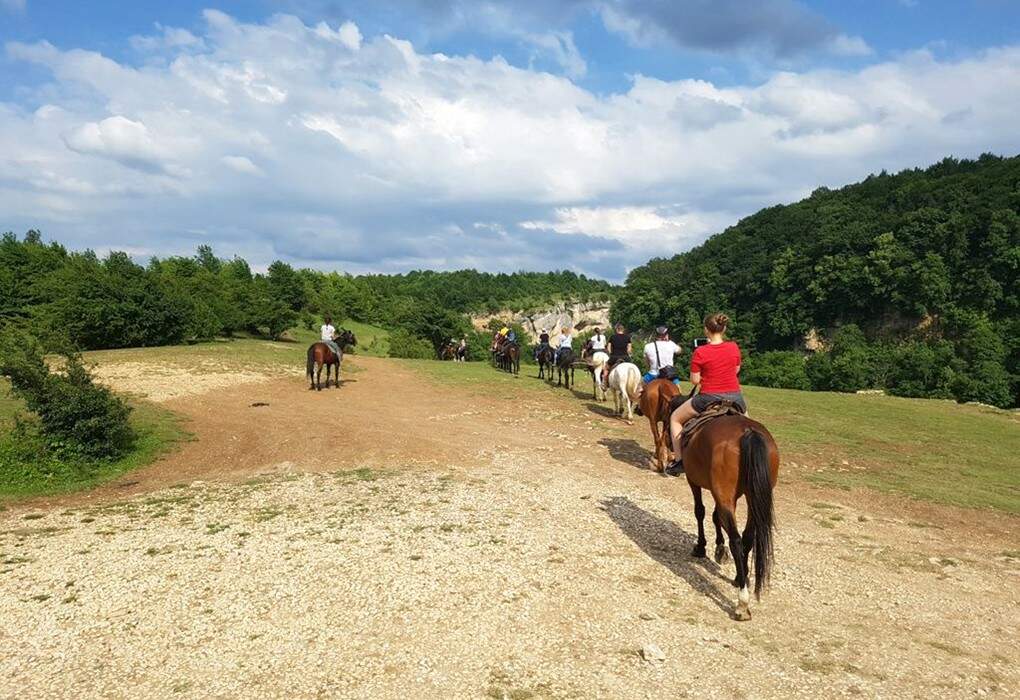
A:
[
  {"left": 613, "top": 153, "right": 1019, "bottom": 408},
  {"left": 0, "top": 231, "right": 612, "bottom": 358}
]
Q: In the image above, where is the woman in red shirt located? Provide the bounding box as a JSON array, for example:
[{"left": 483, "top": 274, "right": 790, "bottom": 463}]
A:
[{"left": 665, "top": 313, "right": 747, "bottom": 476}]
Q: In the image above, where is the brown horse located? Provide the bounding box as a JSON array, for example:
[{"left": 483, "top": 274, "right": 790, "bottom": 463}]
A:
[
  {"left": 438, "top": 343, "right": 457, "bottom": 361},
  {"left": 536, "top": 344, "right": 555, "bottom": 380},
  {"left": 639, "top": 378, "right": 680, "bottom": 471},
  {"left": 555, "top": 348, "right": 575, "bottom": 388},
  {"left": 684, "top": 412, "right": 779, "bottom": 620},
  {"left": 306, "top": 329, "right": 357, "bottom": 390},
  {"left": 502, "top": 342, "right": 520, "bottom": 375}
]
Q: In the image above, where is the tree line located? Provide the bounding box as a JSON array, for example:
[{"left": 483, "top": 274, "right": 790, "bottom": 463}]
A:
[
  {"left": 0, "top": 230, "right": 614, "bottom": 352},
  {"left": 613, "top": 153, "right": 1019, "bottom": 408}
]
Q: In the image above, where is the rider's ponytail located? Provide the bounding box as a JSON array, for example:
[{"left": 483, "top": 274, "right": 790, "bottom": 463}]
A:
[{"left": 704, "top": 313, "right": 729, "bottom": 334}]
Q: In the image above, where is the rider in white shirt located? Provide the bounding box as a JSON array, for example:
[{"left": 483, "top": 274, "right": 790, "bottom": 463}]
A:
[
  {"left": 589, "top": 327, "right": 607, "bottom": 354},
  {"left": 320, "top": 316, "right": 342, "bottom": 357},
  {"left": 643, "top": 325, "right": 679, "bottom": 383},
  {"left": 554, "top": 328, "right": 573, "bottom": 363}
]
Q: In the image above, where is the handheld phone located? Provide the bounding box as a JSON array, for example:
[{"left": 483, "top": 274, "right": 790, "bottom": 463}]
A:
[{"left": 692, "top": 337, "right": 709, "bottom": 349}]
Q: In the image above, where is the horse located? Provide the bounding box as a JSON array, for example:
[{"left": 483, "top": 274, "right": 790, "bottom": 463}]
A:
[
  {"left": 306, "top": 329, "right": 357, "bottom": 391},
  {"left": 682, "top": 409, "right": 779, "bottom": 621},
  {"left": 536, "top": 345, "right": 555, "bottom": 380},
  {"left": 438, "top": 343, "right": 457, "bottom": 361},
  {"left": 502, "top": 342, "right": 520, "bottom": 376},
  {"left": 639, "top": 378, "right": 680, "bottom": 471},
  {"left": 455, "top": 344, "right": 468, "bottom": 362},
  {"left": 555, "top": 348, "right": 575, "bottom": 389},
  {"left": 588, "top": 350, "right": 609, "bottom": 401},
  {"left": 607, "top": 362, "right": 641, "bottom": 421}
]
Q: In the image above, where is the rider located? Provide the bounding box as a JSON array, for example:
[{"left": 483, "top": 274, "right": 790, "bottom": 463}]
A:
[
  {"left": 665, "top": 313, "right": 746, "bottom": 476},
  {"left": 320, "top": 315, "right": 342, "bottom": 357},
  {"left": 643, "top": 326, "right": 680, "bottom": 384},
  {"left": 554, "top": 326, "right": 573, "bottom": 363},
  {"left": 589, "top": 326, "right": 607, "bottom": 355},
  {"left": 457, "top": 337, "right": 468, "bottom": 360},
  {"left": 534, "top": 327, "right": 551, "bottom": 360},
  {"left": 506, "top": 328, "right": 517, "bottom": 344},
  {"left": 604, "top": 322, "right": 632, "bottom": 386}
]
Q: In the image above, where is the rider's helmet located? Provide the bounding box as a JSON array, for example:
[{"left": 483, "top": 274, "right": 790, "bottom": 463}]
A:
[{"left": 656, "top": 325, "right": 668, "bottom": 338}]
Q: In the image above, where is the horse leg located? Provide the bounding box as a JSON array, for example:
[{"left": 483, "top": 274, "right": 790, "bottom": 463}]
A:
[
  {"left": 718, "top": 502, "right": 751, "bottom": 620},
  {"left": 316, "top": 363, "right": 323, "bottom": 391},
  {"left": 648, "top": 417, "right": 663, "bottom": 472},
  {"left": 691, "top": 486, "right": 707, "bottom": 558},
  {"left": 713, "top": 507, "right": 728, "bottom": 563}
]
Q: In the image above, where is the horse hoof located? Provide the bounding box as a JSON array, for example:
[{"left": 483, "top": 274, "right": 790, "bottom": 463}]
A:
[
  {"left": 715, "top": 546, "right": 728, "bottom": 564},
  {"left": 734, "top": 606, "right": 752, "bottom": 622},
  {"left": 691, "top": 546, "right": 706, "bottom": 558}
]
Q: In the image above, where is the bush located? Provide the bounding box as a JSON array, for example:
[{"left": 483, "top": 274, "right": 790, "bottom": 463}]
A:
[
  {"left": 884, "top": 341, "right": 958, "bottom": 400},
  {"left": 0, "top": 330, "right": 134, "bottom": 459},
  {"left": 386, "top": 328, "right": 435, "bottom": 359},
  {"left": 742, "top": 351, "right": 811, "bottom": 390}
]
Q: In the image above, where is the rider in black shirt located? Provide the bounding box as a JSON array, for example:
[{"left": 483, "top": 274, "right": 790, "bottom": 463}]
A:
[{"left": 604, "top": 322, "right": 632, "bottom": 384}]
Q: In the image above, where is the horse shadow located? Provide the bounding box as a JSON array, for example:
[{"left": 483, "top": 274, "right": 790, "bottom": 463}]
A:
[
  {"left": 598, "top": 437, "right": 652, "bottom": 471},
  {"left": 600, "top": 496, "right": 735, "bottom": 616}
]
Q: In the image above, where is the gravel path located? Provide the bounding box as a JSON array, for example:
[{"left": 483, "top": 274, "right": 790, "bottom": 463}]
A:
[{"left": 2, "top": 358, "right": 1018, "bottom": 699}]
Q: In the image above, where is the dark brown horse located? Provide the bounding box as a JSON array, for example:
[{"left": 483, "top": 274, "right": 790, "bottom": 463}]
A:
[
  {"left": 438, "top": 342, "right": 457, "bottom": 361},
  {"left": 684, "top": 412, "right": 779, "bottom": 620},
  {"left": 306, "top": 328, "right": 357, "bottom": 390},
  {"left": 536, "top": 344, "right": 555, "bottom": 380},
  {"left": 639, "top": 378, "right": 680, "bottom": 472},
  {"left": 502, "top": 342, "right": 520, "bottom": 376},
  {"left": 555, "top": 348, "right": 575, "bottom": 388}
]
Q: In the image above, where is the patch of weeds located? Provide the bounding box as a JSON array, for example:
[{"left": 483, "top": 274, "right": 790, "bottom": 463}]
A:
[
  {"left": 799, "top": 657, "right": 840, "bottom": 674},
  {"left": 333, "top": 467, "right": 378, "bottom": 483},
  {"left": 409, "top": 554, "right": 423, "bottom": 561},
  {"left": 828, "top": 514, "right": 844, "bottom": 522},
  {"left": 2, "top": 555, "right": 33, "bottom": 565},
  {"left": 22, "top": 513, "right": 44, "bottom": 520},
  {"left": 29, "top": 593, "right": 50, "bottom": 602},
  {"left": 809, "top": 502, "right": 841, "bottom": 510},
  {"left": 62, "top": 594, "right": 77, "bottom": 604},
  {"left": 80, "top": 516, "right": 95, "bottom": 523},
  {"left": 817, "top": 519, "right": 837, "bottom": 529},
  {"left": 171, "top": 680, "right": 193, "bottom": 694},
  {"left": 236, "top": 531, "right": 251, "bottom": 539},
  {"left": 205, "top": 522, "right": 229, "bottom": 535},
  {"left": 999, "top": 550, "right": 1020, "bottom": 560},
  {"left": 907, "top": 520, "right": 943, "bottom": 530},
  {"left": 253, "top": 508, "right": 283, "bottom": 523}
]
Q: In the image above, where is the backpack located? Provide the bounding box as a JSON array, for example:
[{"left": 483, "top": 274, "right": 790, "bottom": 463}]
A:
[{"left": 653, "top": 340, "right": 679, "bottom": 381}]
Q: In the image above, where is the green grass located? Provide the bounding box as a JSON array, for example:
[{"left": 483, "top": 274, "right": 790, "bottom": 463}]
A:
[
  {"left": 408, "top": 360, "right": 1020, "bottom": 514},
  {"left": 0, "top": 397, "right": 189, "bottom": 501}
]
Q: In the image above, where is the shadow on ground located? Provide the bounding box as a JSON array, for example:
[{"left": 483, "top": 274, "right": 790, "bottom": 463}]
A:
[
  {"left": 601, "top": 495, "right": 736, "bottom": 617},
  {"left": 598, "top": 438, "right": 652, "bottom": 471}
]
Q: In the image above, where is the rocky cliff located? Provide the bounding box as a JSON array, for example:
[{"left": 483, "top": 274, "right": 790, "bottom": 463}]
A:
[{"left": 471, "top": 302, "right": 611, "bottom": 341}]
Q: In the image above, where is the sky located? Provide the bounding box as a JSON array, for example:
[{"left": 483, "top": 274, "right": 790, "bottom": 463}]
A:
[{"left": 1, "top": 1, "right": 1019, "bottom": 282}]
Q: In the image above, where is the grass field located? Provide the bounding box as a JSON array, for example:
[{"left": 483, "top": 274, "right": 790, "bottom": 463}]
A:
[
  {"left": 0, "top": 380, "right": 188, "bottom": 500},
  {"left": 408, "top": 359, "right": 1020, "bottom": 514}
]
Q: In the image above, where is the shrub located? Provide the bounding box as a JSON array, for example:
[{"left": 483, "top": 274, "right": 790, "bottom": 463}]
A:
[
  {"left": 742, "top": 351, "right": 811, "bottom": 390},
  {"left": 386, "top": 328, "right": 435, "bottom": 359},
  {"left": 0, "top": 329, "right": 134, "bottom": 459},
  {"left": 884, "top": 341, "right": 958, "bottom": 400}
]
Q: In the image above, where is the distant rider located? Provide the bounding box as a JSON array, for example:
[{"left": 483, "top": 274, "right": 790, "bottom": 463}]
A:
[
  {"left": 605, "top": 322, "right": 632, "bottom": 386},
  {"left": 554, "top": 327, "right": 573, "bottom": 364},
  {"left": 534, "top": 327, "right": 551, "bottom": 360},
  {"left": 665, "top": 313, "right": 746, "bottom": 476},
  {"left": 643, "top": 326, "right": 680, "bottom": 384},
  {"left": 320, "top": 316, "right": 342, "bottom": 358}
]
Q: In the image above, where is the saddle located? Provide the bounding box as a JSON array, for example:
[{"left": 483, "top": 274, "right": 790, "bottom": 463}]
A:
[{"left": 679, "top": 400, "right": 746, "bottom": 451}]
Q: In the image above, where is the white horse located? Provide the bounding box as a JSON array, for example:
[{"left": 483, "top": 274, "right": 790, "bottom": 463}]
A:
[
  {"left": 589, "top": 351, "right": 609, "bottom": 402},
  {"left": 608, "top": 362, "right": 642, "bottom": 422}
]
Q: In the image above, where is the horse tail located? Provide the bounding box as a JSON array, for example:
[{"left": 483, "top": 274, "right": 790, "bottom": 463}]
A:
[
  {"left": 741, "top": 427, "right": 774, "bottom": 599},
  {"left": 306, "top": 344, "right": 315, "bottom": 379},
  {"left": 626, "top": 365, "right": 641, "bottom": 402}
]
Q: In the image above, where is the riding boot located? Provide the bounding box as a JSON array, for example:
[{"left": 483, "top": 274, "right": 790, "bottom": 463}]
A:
[{"left": 664, "top": 457, "right": 684, "bottom": 476}]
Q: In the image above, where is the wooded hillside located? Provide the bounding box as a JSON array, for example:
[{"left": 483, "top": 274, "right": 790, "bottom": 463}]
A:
[{"left": 613, "top": 154, "right": 1019, "bottom": 407}]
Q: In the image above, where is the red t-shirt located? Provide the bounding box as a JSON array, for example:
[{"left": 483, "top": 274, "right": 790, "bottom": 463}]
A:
[{"left": 691, "top": 341, "right": 742, "bottom": 393}]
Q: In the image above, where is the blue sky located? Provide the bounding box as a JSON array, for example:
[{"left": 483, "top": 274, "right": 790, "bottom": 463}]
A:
[{"left": 2, "top": 0, "right": 1019, "bottom": 280}]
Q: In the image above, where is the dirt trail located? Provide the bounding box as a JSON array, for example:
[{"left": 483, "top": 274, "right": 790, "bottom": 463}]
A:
[{"left": 2, "top": 357, "right": 1018, "bottom": 698}]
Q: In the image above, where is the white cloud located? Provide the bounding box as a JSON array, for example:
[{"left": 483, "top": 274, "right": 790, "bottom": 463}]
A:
[
  {"left": 2, "top": 12, "right": 1019, "bottom": 280},
  {"left": 130, "top": 24, "right": 205, "bottom": 52},
  {"left": 829, "top": 34, "right": 873, "bottom": 57},
  {"left": 220, "top": 155, "right": 264, "bottom": 176}
]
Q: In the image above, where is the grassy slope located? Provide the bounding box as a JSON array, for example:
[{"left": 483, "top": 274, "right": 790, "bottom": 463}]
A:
[
  {"left": 0, "top": 321, "right": 390, "bottom": 500},
  {"left": 0, "top": 379, "right": 188, "bottom": 500},
  {"left": 406, "top": 360, "right": 1020, "bottom": 514}
]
